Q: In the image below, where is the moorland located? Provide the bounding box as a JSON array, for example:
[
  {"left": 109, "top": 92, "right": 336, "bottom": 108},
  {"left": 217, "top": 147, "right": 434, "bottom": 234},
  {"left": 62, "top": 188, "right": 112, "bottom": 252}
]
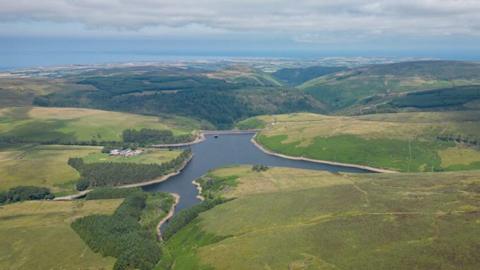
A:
[{"left": 1, "top": 59, "right": 480, "bottom": 270}]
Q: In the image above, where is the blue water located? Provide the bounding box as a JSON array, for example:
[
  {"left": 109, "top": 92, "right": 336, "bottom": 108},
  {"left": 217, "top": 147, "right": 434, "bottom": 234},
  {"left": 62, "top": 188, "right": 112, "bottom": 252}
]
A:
[{"left": 143, "top": 133, "right": 369, "bottom": 212}]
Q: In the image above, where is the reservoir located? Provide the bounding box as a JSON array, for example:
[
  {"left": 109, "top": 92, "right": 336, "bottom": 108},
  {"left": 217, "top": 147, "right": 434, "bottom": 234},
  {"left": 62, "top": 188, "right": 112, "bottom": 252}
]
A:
[{"left": 144, "top": 133, "right": 369, "bottom": 211}]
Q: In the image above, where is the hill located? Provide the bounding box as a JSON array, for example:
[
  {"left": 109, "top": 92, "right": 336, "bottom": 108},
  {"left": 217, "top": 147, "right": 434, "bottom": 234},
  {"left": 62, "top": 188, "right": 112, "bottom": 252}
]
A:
[
  {"left": 0, "top": 199, "right": 122, "bottom": 270},
  {"left": 245, "top": 111, "right": 480, "bottom": 172},
  {"left": 29, "top": 66, "right": 326, "bottom": 128},
  {"left": 299, "top": 61, "right": 480, "bottom": 111},
  {"left": 0, "top": 106, "right": 198, "bottom": 144},
  {"left": 272, "top": 66, "right": 346, "bottom": 86},
  {"left": 0, "top": 77, "right": 94, "bottom": 108},
  {"left": 162, "top": 166, "right": 480, "bottom": 270}
]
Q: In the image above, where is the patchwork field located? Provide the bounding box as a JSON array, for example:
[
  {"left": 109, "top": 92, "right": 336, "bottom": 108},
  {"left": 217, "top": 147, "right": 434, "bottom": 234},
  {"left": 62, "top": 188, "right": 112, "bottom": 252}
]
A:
[
  {"left": 249, "top": 111, "right": 480, "bottom": 172},
  {"left": 0, "top": 144, "right": 183, "bottom": 195},
  {"left": 164, "top": 166, "right": 480, "bottom": 270},
  {"left": 0, "top": 106, "right": 197, "bottom": 143},
  {"left": 0, "top": 199, "right": 122, "bottom": 270}
]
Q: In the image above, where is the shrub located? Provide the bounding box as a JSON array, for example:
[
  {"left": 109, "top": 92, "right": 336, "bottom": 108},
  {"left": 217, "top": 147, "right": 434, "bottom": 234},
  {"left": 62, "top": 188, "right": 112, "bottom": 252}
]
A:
[
  {"left": 0, "top": 191, "right": 7, "bottom": 204},
  {"left": 252, "top": 164, "right": 269, "bottom": 172},
  {"left": 0, "top": 186, "right": 54, "bottom": 204},
  {"left": 76, "top": 179, "right": 90, "bottom": 191}
]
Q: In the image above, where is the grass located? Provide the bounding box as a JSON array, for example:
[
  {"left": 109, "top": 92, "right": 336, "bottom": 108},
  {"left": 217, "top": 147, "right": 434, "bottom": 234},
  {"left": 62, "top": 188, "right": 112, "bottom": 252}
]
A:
[
  {"left": 0, "top": 77, "right": 92, "bottom": 108},
  {"left": 251, "top": 112, "right": 480, "bottom": 172},
  {"left": 235, "top": 117, "right": 266, "bottom": 130},
  {"left": 82, "top": 149, "right": 182, "bottom": 164},
  {"left": 0, "top": 199, "right": 122, "bottom": 270},
  {"left": 0, "top": 106, "right": 196, "bottom": 143},
  {"left": 163, "top": 166, "right": 480, "bottom": 270},
  {"left": 0, "top": 145, "right": 182, "bottom": 195},
  {"left": 140, "top": 192, "right": 176, "bottom": 238},
  {"left": 0, "top": 144, "right": 100, "bottom": 194}
]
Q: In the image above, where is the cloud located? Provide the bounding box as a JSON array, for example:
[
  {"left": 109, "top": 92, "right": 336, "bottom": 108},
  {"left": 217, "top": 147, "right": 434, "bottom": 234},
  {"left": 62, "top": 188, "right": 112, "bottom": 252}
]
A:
[{"left": 0, "top": 0, "right": 479, "bottom": 41}]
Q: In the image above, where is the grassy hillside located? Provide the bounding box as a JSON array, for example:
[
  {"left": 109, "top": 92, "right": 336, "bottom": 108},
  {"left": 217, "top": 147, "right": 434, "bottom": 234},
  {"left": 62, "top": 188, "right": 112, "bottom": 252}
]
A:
[
  {"left": 163, "top": 166, "right": 480, "bottom": 270},
  {"left": 206, "top": 65, "right": 282, "bottom": 86},
  {"left": 0, "top": 144, "right": 182, "bottom": 195},
  {"left": 299, "top": 61, "right": 480, "bottom": 111},
  {"left": 0, "top": 106, "right": 197, "bottom": 143},
  {"left": 0, "top": 77, "right": 94, "bottom": 108},
  {"left": 0, "top": 199, "right": 122, "bottom": 270},
  {"left": 272, "top": 66, "right": 345, "bottom": 86},
  {"left": 250, "top": 112, "right": 480, "bottom": 172},
  {"left": 0, "top": 145, "right": 99, "bottom": 194}
]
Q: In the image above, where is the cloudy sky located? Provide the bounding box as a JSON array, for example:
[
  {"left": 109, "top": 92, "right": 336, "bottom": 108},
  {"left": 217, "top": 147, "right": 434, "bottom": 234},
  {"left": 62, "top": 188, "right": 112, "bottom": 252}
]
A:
[{"left": 1, "top": 0, "right": 480, "bottom": 67}]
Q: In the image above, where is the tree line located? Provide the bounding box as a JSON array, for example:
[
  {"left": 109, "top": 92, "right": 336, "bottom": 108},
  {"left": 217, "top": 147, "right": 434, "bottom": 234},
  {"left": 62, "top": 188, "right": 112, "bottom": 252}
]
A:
[
  {"left": 72, "top": 192, "right": 162, "bottom": 270},
  {"left": 122, "top": 128, "right": 194, "bottom": 145},
  {"left": 162, "top": 198, "right": 226, "bottom": 240},
  {"left": 69, "top": 149, "right": 191, "bottom": 191},
  {"left": 0, "top": 186, "right": 54, "bottom": 205}
]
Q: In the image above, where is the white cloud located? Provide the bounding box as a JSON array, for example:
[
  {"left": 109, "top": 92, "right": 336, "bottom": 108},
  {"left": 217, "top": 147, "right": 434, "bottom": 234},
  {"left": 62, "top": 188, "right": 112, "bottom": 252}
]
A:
[{"left": 0, "top": 0, "right": 479, "bottom": 41}]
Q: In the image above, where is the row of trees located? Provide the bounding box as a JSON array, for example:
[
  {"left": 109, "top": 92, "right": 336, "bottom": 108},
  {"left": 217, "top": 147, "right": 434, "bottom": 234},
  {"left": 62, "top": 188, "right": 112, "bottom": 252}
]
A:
[
  {"left": 122, "top": 128, "right": 194, "bottom": 145},
  {"left": 71, "top": 192, "right": 162, "bottom": 270},
  {"left": 437, "top": 135, "right": 480, "bottom": 147},
  {"left": 252, "top": 164, "right": 270, "bottom": 172},
  {"left": 69, "top": 150, "right": 191, "bottom": 191},
  {"left": 162, "top": 198, "right": 226, "bottom": 240},
  {"left": 0, "top": 186, "right": 54, "bottom": 205}
]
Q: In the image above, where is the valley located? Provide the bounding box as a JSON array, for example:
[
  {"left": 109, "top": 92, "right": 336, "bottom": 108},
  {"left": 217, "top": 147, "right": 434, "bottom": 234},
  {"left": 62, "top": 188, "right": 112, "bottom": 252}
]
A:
[{"left": 1, "top": 59, "right": 480, "bottom": 270}]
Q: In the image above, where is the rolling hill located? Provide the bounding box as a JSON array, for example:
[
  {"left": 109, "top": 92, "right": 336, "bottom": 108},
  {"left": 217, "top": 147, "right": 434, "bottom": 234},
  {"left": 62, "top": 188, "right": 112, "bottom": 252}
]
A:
[
  {"left": 299, "top": 61, "right": 480, "bottom": 112},
  {"left": 162, "top": 166, "right": 480, "bottom": 270},
  {"left": 243, "top": 111, "right": 480, "bottom": 172},
  {"left": 0, "top": 106, "right": 198, "bottom": 144},
  {"left": 27, "top": 66, "right": 326, "bottom": 129},
  {"left": 0, "top": 199, "right": 122, "bottom": 270},
  {"left": 272, "top": 65, "right": 346, "bottom": 86}
]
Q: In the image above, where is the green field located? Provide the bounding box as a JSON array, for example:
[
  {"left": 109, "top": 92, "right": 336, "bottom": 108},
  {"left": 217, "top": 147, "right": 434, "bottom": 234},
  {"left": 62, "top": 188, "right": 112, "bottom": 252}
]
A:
[
  {"left": 0, "top": 199, "right": 122, "bottom": 270},
  {"left": 0, "top": 145, "right": 183, "bottom": 195},
  {"left": 0, "top": 106, "right": 197, "bottom": 143},
  {"left": 250, "top": 112, "right": 480, "bottom": 172},
  {"left": 163, "top": 166, "right": 480, "bottom": 270},
  {"left": 82, "top": 149, "right": 182, "bottom": 164},
  {"left": 0, "top": 145, "right": 100, "bottom": 194}
]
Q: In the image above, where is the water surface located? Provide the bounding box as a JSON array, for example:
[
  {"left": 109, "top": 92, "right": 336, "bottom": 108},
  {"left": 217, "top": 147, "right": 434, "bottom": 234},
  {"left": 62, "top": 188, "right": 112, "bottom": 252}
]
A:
[{"left": 144, "top": 133, "right": 368, "bottom": 211}]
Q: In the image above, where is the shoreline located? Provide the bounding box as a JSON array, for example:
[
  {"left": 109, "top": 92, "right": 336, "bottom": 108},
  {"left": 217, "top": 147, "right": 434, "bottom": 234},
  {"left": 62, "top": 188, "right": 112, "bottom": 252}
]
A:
[
  {"left": 192, "top": 180, "right": 205, "bottom": 201},
  {"left": 151, "top": 132, "right": 205, "bottom": 148},
  {"left": 250, "top": 134, "right": 397, "bottom": 174},
  {"left": 119, "top": 154, "right": 193, "bottom": 188},
  {"left": 157, "top": 192, "right": 180, "bottom": 241},
  {"left": 53, "top": 153, "right": 193, "bottom": 201}
]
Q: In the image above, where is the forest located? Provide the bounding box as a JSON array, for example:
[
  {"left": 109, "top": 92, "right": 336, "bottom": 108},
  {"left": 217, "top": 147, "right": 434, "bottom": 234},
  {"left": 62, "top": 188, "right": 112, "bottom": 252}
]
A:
[
  {"left": 69, "top": 149, "right": 191, "bottom": 190},
  {"left": 122, "top": 128, "right": 194, "bottom": 145},
  {"left": 72, "top": 192, "right": 162, "bottom": 270}
]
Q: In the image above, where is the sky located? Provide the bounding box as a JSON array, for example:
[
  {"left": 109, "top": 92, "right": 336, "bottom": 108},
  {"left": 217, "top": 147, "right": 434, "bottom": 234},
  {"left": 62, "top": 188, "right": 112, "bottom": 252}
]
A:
[{"left": 1, "top": 0, "right": 480, "bottom": 68}]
